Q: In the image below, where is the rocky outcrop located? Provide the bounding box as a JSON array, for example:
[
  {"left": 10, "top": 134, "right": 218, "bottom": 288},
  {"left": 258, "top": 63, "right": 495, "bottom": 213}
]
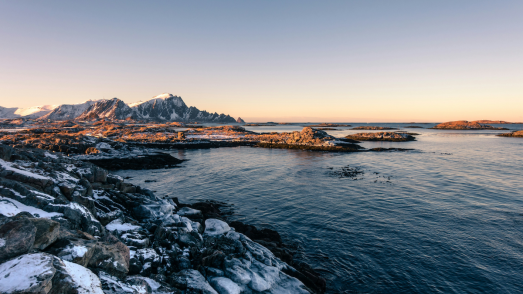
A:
[
  {"left": 497, "top": 130, "right": 523, "bottom": 137},
  {"left": 431, "top": 120, "right": 508, "bottom": 130},
  {"left": 351, "top": 126, "right": 397, "bottom": 130},
  {"left": 236, "top": 117, "right": 245, "bottom": 123},
  {"left": 345, "top": 132, "right": 416, "bottom": 142},
  {"left": 0, "top": 144, "right": 319, "bottom": 293},
  {"left": 76, "top": 98, "right": 134, "bottom": 121}
]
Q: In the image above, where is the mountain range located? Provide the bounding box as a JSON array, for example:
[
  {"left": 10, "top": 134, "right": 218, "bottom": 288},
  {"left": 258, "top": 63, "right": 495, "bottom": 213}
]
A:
[{"left": 0, "top": 93, "right": 238, "bottom": 123}]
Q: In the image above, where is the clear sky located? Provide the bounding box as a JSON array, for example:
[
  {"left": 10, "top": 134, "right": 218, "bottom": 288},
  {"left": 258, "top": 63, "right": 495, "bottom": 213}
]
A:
[{"left": 0, "top": 1, "right": 522, "bottom": 122}]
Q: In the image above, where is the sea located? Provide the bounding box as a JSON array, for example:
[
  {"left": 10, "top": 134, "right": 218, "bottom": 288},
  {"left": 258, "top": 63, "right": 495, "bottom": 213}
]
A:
[{"left": 116, "top": 123, "right": 523, "bottom": 293}]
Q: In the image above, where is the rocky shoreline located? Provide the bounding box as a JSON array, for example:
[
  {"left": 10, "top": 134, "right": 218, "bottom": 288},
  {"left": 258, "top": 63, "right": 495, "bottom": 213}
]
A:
[
  {"left": 430, "top": 120, "right": 508, "bottom": 130},
  {"left": 497, "top": 130, "right": 523, "bottom": 138},
  {"left": 0, "top": 144, "right": 324, "bottom": 293},
  {"left": 344, "top": 132, "right": 416, "bottom": 142}
]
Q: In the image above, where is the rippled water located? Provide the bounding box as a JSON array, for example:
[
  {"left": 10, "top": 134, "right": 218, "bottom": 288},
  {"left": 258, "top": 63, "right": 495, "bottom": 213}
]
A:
[{"left": 116, "top": 124, "right": 523, "bottom": 293}]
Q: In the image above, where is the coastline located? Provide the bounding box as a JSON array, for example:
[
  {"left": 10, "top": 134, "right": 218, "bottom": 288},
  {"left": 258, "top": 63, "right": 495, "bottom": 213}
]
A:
[{"left": 0, "top": 144, "right": 325, "bottom": 293}]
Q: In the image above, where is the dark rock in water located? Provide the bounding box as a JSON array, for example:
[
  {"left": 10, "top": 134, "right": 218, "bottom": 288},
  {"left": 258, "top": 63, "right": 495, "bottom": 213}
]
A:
[
  {"left": 84, "top": 152, "right": 184, "bottom": 170},
  {"left": 345, "top": 131, "right": 416, "bottom": 142},
  {"left": 0, "top": 218, "right": 37, "bottom": 262}
]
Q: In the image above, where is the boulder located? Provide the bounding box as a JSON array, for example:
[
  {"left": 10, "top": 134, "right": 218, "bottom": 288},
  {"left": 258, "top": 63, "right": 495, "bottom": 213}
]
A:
[
  {"left": 89, "top": 233, "right": 130, "bottom": 279},
  {"left": 29, "top": 218, "right": 60, "bottom": 250},
  {"left": 204, "top": 219, "right": 231, "bottom": 236},
  {"left": 0, "top": 253, "right": 104, "bottom": 294},
  {"left": 170, "top": 269, "right": 218, "bottom": 294},
  {"left": 0, "top": 218, "right": 36, "bottom": 262},
  {"left": 0, "top": 144, "right": 14, "bottom": 161},
  {"left": 210, "top": 277, "right": 241, "bottom": 294}
]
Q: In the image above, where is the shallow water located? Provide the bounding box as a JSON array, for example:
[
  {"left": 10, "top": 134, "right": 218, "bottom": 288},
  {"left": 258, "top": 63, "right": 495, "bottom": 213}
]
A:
[{"left": 116, "top": 124, "right": 523, "bottom": 293}]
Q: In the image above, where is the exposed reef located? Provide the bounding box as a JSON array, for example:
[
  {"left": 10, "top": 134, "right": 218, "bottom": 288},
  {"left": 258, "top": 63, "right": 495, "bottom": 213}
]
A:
[
  {"left": 0, "top": 144, "right": 323, "bottom": 293},
  {"left": 351, "top": 126, "right": 397, "bottom": 130},
  {"left": 430, "top": 121, "right": 508, "bottom": 130},
  {"left": 497, "top": 130, "right": 523, "bottom": 137},
  {"left": 345, "top": 132, "right": 416, "bottom": 142},
  {"left": 307, "top": 123, "right": 351, "bottom": 127}
]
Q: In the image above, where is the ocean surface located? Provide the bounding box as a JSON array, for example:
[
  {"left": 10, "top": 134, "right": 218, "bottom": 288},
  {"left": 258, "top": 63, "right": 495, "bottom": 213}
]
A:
[{"left": 116, "top": 123, "right": 523, "bottom": 293}]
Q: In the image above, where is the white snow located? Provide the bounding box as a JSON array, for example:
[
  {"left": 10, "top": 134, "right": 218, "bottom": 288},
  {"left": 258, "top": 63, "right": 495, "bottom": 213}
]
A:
[
  {"left": 0, "top": 159, "right": 51, "bottom": 180},
  {"left": 204, "top": 219, "right": 231, "bottom": 236},
  {"left": 44, "top": 152, "right": 58, "bottom": 159},
  {"left": 30, "top": 190, "right": 55, "bottom": 201},
  {"left": 0, "top": 238, "right": 5, "bottom": 247},
  {"left": 62, "top": 260, "right": 104, "bottom": 294},
  {"left": 0, "top": 196, "right": 62, "bottom": 218},
  {"left": 14, "top": 105, "right": 58, "bottom": 117},
  {"left": 106, "top": 219, "right": 141, "bottom": 232},
  {"left": 210, "top": 277, "right": 241, "bottom": 294},
  {"left": 61, "top": 244, "right": 89, "bottom": 261},
  {"left": 141, "top": 277, "right": 161, "bottom": 290},
  {"left": 0, "top": 253, "right": 55, "bottom": 293}
]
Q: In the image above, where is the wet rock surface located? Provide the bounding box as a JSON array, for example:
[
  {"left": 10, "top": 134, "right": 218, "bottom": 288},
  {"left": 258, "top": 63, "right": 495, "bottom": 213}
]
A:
[{"left": 0, "top": 144, "right": 322, "bottom": 293}]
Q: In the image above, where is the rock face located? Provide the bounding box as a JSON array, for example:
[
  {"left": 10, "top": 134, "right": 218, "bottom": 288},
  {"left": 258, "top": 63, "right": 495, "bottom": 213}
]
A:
[
  {"left": 130, "top": 93, "right": 237, "bottom": 123},
  {"left": 76, "top": 98, "right": 134, "bottom": 121},
  {"left": 40, "top": 100, "right": 101, "bottom": 121},
  {"left": 345, "top": 132, "right": 416, "bottom": 142},
  {"left": 431, "top": 120, "right": 508, "bottom": 130},
  {"left": 236, "top": 117, "right": 245, "bottom": 123}
]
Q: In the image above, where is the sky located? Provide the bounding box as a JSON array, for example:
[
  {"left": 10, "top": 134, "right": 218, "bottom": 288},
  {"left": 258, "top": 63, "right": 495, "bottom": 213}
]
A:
[{"left": 0, "top": 1, "right": 522, "bottom": 122}]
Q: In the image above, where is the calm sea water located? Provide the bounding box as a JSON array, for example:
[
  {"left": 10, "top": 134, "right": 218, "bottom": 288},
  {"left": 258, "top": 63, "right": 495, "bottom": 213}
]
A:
[{"left": 116, "top": 123, "right": 523, "bottom": 293}]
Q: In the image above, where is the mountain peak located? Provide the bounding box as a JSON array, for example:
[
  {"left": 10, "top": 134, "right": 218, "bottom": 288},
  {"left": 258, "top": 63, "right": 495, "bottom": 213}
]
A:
[{"left": 153, "top": 93, "right": 176, "bottom": 99}]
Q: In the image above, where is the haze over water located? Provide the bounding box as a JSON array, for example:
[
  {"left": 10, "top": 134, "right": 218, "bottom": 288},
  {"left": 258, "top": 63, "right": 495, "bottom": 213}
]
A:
[{"left": 117, "top": 124, "right": 523, "bottom": 293}]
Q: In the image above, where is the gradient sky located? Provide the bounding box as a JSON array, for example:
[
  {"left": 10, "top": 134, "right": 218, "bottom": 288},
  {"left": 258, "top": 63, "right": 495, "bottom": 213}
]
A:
[{"left": 0, "top": 1, "right": 522, "bottom": 122}]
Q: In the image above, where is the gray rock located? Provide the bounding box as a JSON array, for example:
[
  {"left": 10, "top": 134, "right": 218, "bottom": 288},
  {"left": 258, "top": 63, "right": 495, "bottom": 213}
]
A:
[
  {"left": 0, "top": 144, "right": 14, "bottom": 161},
  {"left": 0, "top": 218, "right": 36, "bottom": 262},
  {"left": 204, "top": 219, "right": 231, "bottom": 236},
  {"left": 29, "top": 218, "right": 60, "bottom": 250},
  {"left": 210, "top": 277, "right": 241, "bottom": 294},
  {"left": 0, "top": 253, "right": 104, "bottom": 294},
  {"left": 171, "top": 269, "right": 218, "bottom": 294},
  {"left": 89, "top": 233, "right": 130, "bottom": 279}
]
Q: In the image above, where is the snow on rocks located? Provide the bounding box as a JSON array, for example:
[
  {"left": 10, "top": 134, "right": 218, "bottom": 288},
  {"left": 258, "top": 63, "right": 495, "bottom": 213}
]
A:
[
  {"left": 209, "top": 277, "right": 241, "bottom": 294},
  {"left": 106, "top": 218, "right": 142, "bottom": 232},
  {"left": 0, "top": 253, "right": 104, "bottom": 294},
  {"left": 0, "top": 196, "right": 62, "bottom": 218},
  {"left": 204, "top": 218, "right": 231, "bottom": 236}
]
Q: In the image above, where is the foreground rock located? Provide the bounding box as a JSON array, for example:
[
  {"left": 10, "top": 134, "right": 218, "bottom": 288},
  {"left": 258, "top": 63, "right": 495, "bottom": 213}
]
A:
[
  {"left": 0, "top": 144, "right": 320, "bottom": 293},
  {"left": 497, "top": 130, "right": 523, "bottom": 137},
  {"left": 430, "top": 120, "right": 508, "bottom": 130},
  {"left": 345, "top": 132, "right": 416, "bottom": 142}
]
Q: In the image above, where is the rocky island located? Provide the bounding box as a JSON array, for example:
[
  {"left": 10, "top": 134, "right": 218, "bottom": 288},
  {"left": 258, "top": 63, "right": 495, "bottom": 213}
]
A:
[
  {"left": 345, "top": 132, "right": 416, "bottom": 142},
  {"left": 0, "top": 144, "right": 325, "bottom": 293},
  {"left": 351, "top": 126, "right": 397, "bottom": 130},
  {"left": 497, "top": 130, "right": 523, "bottom": 138},
  {"left": 430, "top": 120, "right": 509, "bottom": 130}
]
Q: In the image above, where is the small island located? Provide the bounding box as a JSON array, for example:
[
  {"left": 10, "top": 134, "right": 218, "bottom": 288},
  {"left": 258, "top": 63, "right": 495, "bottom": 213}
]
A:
[
  {"left": 345, "top": 132, "right": 416, "bottom": 142},
  {"left": 351, "top": 126, "right": 397, "bottom": 130},
  {"left": 497, "top": 130, "right": 523, "bottom": 137},
  {"left": 308, "top": 123, "right": 352, "bottom": 127},
  {"left": 430, "top": 120, "right": 508, "bottom": 130}
]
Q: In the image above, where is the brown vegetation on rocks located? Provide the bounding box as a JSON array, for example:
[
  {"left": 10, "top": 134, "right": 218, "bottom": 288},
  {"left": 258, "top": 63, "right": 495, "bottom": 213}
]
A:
[
  {"left": 497, "top": 130, "right": 523, "bottom": 137},
  {"left": 345, "top": 132, "right": 416, "bottom": 142},
  {"left": 431, "top": 120, "right": 508, "bottom": 130}
]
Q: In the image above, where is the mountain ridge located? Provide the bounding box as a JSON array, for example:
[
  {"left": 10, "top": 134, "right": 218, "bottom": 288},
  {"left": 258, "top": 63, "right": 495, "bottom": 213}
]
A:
[{"left": 1, "top": 94, "right": 238, "bottom": 123}]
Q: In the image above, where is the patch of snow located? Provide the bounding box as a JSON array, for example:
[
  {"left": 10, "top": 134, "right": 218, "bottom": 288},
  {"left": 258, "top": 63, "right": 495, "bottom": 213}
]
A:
[
  {"left": 31, "top": 190, "right": 55, "bottom": 201},
  {"left": 0, "top": 253, "right": 55, "bottom": 293},
  {"left": 106, "top": 219, "right": 141, "bottom": 232},
  {"left": 0, "top": 159, "right": 51, "bottom": 180},
  {"left": 44, "top": 152, "right": 58, "bottom": 159},
  {"left": 56, "top": 171, "right": 79, "bottom": 183},
  {"left": 61, "top": 245, "right": 89, "bottom": 261},
  {"left": 204, "top": 219, "right": 231, "bottom": 236},
  {"left": 0, "top": 238, "right": 5, "bottom": 247},
  {"left": 62, "top": 260, "right": 104, "bottom": 294},
  {"left": 141, "top": 277, "right": 161, "bottom": 290},
  {"left": 0, "top": 196, "right": 62, "bottom": 218}
]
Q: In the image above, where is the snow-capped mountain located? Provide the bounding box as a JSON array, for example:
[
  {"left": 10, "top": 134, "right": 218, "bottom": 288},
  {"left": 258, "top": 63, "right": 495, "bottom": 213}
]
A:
[
  {"left": 1, "top": 93, "right": 238, "bottom": 123},
  {"left": 130, "top": 93, "right": 236, "bottom": 123},
  {"left": 0, "top": 105, "right": 58, "bottom": 119},
  {"left": 40, "top": 100, "right": 101, "bottom": 121},
  {"left": 76, "top": 98, "right": 133, "bottom": 121}
]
